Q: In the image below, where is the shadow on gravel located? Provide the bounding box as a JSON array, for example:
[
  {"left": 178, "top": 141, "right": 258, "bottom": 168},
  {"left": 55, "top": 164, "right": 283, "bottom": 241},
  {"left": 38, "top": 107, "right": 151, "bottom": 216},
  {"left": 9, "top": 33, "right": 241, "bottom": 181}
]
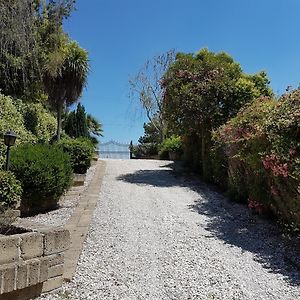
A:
[
  {"left": 117, "top": 169, "right": 180, "bottom": 187},
  {"left": 187, "top": 183, "right": 300, "bottom": 286},
  {"left": 117, "top": 167, "right": 300, "bottom": 286}
]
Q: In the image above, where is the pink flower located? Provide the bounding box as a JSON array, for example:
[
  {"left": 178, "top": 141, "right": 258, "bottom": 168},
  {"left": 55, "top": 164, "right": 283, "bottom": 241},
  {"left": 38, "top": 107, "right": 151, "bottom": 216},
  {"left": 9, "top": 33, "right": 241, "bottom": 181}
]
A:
[{"left": 262, "top": 155, "right": 289, "bottom": 177}]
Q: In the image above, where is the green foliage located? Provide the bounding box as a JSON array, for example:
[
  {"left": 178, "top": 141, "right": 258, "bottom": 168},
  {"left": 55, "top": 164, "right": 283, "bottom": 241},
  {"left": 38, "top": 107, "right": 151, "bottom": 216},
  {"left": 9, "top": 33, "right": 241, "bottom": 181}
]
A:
[
  {"left": 16, "top": 101, "right": 57, "bottom": 142},
  {"left": 214, "top": 92, "right": 300, "bottom": 228},
  {"left": 75, "top": 103, "right": 88, "bottom": 137},
  {"left": 0, "top": 94, "right": 35, "bottom": 167},
  {"left": 64, "top": 110, "right": 77, "bottom": 137},
  {"left": 0, "top": 0, "right": 76, "bottom": 100},
  {"left": 58, "top": 137, "right": 94, "bottom": 174},
  {"left": 0, "top": 0, "right": 41, "bottom": 98},
  {"left": 86, "top": 113, "right": 103, "bottom": 137},
  {"left": 44, "top": 40, "right": 90, "bottom": 140},
  {"left": 162, "top": 48, "right": 272, "bottom": 177},
  {"left": 0, "top": 94, "right": 57, "bottom": 167},
  {"left": 138, "top": 120, "right": 161, "bottom": 145},
  {"left": 132, "top": 143, "right": 158, "bottom": 159},
  {"left": 65, "top": 103, "right": 90, "bottom": 139},
  {"left": 10, "top": 144, "right": 72, "bottom": 215},
  {"left": 65, "top": 104, "right": 102, "bottom": 145},
  {"left": 0, "top": 171, "right": 22, "bottom": 212},
  {"left": 158, "top": 135, "right": 183, "bottom": 160},
  {"left": 159, "top": 135, "right": 182, "bottom": 153},
  {"left": 133, "top": 120, "right": 161, "bottom": 158}
]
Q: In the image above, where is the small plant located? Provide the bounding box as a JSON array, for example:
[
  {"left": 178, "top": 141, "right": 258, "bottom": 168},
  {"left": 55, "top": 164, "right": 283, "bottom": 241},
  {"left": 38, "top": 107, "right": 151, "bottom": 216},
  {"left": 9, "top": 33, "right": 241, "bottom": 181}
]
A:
[
  {"left": 159, "top": 135, "right": 182, "bottom": 159},
  {"left": 10, "top": 144, "right": 72, "bottom": 215},
  {"left": 0, "top": 171, "right": 22, "bottom": 212},
  {"left": 58, "top": 137, "right": 94, "bottom": 174}
]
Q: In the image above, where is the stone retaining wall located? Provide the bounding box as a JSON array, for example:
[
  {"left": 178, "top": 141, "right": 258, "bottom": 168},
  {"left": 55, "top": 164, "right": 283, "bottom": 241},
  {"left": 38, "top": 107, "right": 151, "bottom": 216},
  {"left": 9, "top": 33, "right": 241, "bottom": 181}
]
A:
[{"left": 0, "top": 222, "right": 70, "bottom": 300}]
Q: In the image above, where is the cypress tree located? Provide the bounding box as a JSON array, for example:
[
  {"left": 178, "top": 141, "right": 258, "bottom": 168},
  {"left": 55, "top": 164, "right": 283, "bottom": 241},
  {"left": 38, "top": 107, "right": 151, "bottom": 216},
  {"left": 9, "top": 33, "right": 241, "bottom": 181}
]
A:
[
  {"left": 76, "top": 103, "right": 88, "bottom": 137},
  {"left": 65, "top": 111, "right": 77, "bottom": 137}
]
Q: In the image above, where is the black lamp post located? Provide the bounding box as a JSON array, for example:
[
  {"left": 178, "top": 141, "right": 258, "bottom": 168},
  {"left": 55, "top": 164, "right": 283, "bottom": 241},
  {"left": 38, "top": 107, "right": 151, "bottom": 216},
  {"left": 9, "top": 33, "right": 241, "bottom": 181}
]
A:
[{"left": 4, "top": 129, "right": 17, "bottom": 171}]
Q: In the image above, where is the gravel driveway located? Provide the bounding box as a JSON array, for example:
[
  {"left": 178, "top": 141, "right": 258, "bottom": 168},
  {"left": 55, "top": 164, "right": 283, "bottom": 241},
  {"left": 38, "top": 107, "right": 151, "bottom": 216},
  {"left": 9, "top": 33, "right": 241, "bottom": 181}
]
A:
[{"left": 40, "top": 159, "right": 300, "bottom": 300}]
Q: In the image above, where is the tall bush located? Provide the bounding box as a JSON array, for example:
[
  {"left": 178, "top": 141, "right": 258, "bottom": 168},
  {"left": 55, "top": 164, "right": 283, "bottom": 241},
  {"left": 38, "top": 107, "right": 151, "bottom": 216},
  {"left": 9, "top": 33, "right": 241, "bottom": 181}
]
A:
[
  {"left": 10, "top": 144, "right": 72, "bottom": 216},
  {"left": 214, "top": 92, "right": 300, "bottom": 228},
  {"left": 0, "top": 94, "right": 35, "bottom": 167}
]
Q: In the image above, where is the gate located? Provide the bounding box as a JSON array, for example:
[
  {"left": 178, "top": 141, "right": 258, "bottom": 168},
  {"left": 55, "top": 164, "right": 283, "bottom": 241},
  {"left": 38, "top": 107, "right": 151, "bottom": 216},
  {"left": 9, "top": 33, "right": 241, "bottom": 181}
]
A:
[{"left": 99, "top": 140, "right": 130, "bottom": 159}]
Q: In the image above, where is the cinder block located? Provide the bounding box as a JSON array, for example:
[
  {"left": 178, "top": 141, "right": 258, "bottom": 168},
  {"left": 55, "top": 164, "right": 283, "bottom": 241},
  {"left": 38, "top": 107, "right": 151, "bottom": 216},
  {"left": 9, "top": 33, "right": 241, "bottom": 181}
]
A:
[
  {"left": 48, "top": 264, "right": 64, "bottom": 279},
  {"left": 20, "top": 233, "right": 43, "bottom": 260},
  {"left": 42, "top": 228, "right": 70, "bottom": 255},
  {"left": 0, "top": 236, "right": 20, "bottom": 264},
  {"left": 16, "top": 263, "right": 28, "bottom": 290},
  {"left": 0, "top": 264, "right": 16, "bottom": 294},
  {"left": 27, "top": 259, "right": 40, "bottom": 286},
  {"left": 47, "top": 253, "right": 64, "bottom": 267},
  {"left": 42, "top": 276, "right": 63, "bottom": 293},
  {"left": 39, "top": 258, "right": 49, "bottom": 283}
]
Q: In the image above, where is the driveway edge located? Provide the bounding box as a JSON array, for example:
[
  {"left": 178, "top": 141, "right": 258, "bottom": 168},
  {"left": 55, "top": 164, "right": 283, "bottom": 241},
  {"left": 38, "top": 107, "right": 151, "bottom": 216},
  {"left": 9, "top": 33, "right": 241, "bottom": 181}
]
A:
[{"left": 63, "top": 160, "right": 106, "bottom": 281}]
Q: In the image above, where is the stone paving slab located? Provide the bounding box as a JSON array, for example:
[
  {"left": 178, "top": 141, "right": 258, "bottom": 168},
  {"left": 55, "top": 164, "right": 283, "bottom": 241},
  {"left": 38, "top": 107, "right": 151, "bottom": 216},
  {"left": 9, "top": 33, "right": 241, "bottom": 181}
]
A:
[{"left": 62, "top": 160, "right": 106, "bottom": 282}]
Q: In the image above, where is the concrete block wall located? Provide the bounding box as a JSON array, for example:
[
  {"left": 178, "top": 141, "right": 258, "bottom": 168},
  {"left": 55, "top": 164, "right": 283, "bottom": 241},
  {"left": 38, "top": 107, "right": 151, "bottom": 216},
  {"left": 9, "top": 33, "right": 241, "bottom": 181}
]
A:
[{"left": 0, "top": 225, "right": 70, "bottom": 299}]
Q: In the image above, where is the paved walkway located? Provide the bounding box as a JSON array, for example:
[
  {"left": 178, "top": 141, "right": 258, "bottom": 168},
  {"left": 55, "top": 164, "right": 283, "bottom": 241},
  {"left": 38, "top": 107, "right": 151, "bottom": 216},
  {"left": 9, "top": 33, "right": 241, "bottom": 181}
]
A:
[
  {"left": 41, "top": 159, "right": 299, "bottom": 300},
  {"left": 63, "top": 160, "right": 106, "bottom": 281}
]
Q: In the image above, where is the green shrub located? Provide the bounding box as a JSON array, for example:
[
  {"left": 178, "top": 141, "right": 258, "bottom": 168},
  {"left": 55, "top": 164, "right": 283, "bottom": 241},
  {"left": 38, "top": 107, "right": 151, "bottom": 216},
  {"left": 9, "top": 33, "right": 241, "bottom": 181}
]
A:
[
  {"left": 159, "top": 135, "right": 182, "bottom": 157},
  {"left": 0, "top": 94, "right": 35, "bottom": 167},
  {"left": 214, "top": 93, "right": 300, "bottom": 229},
  {"left": 58, "top": 137, "right": 94, "bottom": 174},
  {"left": 0, "top": 171, "right": 22, "bottom": 212},
  {"left": 158, "top": 135, "right": 183, "bottom": 160},
  {"left": 20, "top": 102, "right": 57, "bottom": 143},
  {"left": 132, "top": 143, "right": 158, "bottom": 158},
  {"left": 10, "top": 144, "right": 72, "bottom": 216},
  {"left": 0, "top": 95, "right": 57, "bottom": 168}
]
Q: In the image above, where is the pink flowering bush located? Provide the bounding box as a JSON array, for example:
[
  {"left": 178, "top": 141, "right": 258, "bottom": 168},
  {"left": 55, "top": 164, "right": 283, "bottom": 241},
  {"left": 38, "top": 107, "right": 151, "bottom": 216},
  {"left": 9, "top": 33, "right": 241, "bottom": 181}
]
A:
[{"left": 213, "top": 91, "right": 300, "bottom": 228}]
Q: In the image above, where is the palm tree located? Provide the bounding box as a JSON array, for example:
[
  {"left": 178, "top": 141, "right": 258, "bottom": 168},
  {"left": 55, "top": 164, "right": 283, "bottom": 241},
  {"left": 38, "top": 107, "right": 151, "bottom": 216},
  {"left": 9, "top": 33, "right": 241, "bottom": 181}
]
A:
[
  {"left": 43, "top": 40, "right": 89, "bottom": 140},
  {"left": 86, "top": 114, "right": 103, "bottom": 137}
]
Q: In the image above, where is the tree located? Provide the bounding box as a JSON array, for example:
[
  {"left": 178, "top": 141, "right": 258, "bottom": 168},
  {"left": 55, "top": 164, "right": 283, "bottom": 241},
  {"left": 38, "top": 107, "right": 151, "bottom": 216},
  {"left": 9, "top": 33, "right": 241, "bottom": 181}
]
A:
[
  {"left": 138, "top": 120, "right": 161, "bottom": 145},
  {"left": 129, "top": 50, "right": 175, "bottom": 142},
  {"left": 64, "top": 110, "right": 77, "bottom": 137},
  {"left": 0, "top": 0, "right": 76, "bottom": 99},
  {"left": 0, "top": 0, "right": 40, "bottom": 97},
  {"left": 76, "top": 103, "right": 88, "bottom": 137},
  {"left": 162, "top": 48, "right": 273, "bottom": 177},
  {"left": 43, "top": 41, "right": 89, "bottom": 141},
  {"left": 86, "top": 114, "right": 103, "bottom": 137},
  {"left": 64, "top": 104, "right": 103, "bottom": 144}
]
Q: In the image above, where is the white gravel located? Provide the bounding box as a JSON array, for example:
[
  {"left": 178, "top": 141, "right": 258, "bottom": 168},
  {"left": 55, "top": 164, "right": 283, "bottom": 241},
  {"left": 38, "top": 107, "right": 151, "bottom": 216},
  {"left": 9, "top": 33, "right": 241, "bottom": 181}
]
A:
[
  {"left": 38, "top": 159, "right": 299, "bottom": 300},
  {"left": 23, "top": 164, "right": 97, "bottom": 227}
]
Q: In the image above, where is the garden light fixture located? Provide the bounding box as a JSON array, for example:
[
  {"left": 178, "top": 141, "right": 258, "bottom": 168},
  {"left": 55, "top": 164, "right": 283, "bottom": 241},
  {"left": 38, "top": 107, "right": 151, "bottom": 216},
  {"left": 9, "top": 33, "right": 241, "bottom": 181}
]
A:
[{"left": 4, "top": 129, "right": 17, "bottom": 171}]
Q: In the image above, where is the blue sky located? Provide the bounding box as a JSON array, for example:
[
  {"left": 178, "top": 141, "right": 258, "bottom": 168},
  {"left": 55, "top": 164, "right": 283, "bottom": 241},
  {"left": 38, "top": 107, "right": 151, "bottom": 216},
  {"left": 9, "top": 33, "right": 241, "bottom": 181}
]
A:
[{"left": 64, "top": 0, "right": 300, "bottom": 144}]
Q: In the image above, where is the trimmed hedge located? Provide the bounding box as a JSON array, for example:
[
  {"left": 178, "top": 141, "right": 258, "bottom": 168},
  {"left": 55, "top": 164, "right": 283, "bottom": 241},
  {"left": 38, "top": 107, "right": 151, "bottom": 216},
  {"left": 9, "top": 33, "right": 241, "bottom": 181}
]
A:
[
  {"left": 10, "top": 144, "right": 72, "bottom": 216},
  {"left": 0, "top": 171, "right": 22, "bottom": 212},
  {"left": 58, "top": 138, "right": 94, "bottom": 174}
]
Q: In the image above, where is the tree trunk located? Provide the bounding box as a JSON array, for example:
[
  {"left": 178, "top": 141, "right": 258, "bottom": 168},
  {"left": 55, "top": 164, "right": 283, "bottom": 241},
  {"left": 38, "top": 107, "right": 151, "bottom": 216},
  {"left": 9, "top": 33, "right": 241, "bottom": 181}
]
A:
[{"left": 56, "top": 103, "right": 63, "bottom": 141}]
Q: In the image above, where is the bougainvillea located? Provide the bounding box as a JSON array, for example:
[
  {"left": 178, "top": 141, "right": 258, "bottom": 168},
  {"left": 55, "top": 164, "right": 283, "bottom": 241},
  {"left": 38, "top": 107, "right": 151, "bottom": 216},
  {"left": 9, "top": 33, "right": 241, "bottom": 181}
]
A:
[{"left": 213, "top": 91, "right": 300, "bottom": 229}]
